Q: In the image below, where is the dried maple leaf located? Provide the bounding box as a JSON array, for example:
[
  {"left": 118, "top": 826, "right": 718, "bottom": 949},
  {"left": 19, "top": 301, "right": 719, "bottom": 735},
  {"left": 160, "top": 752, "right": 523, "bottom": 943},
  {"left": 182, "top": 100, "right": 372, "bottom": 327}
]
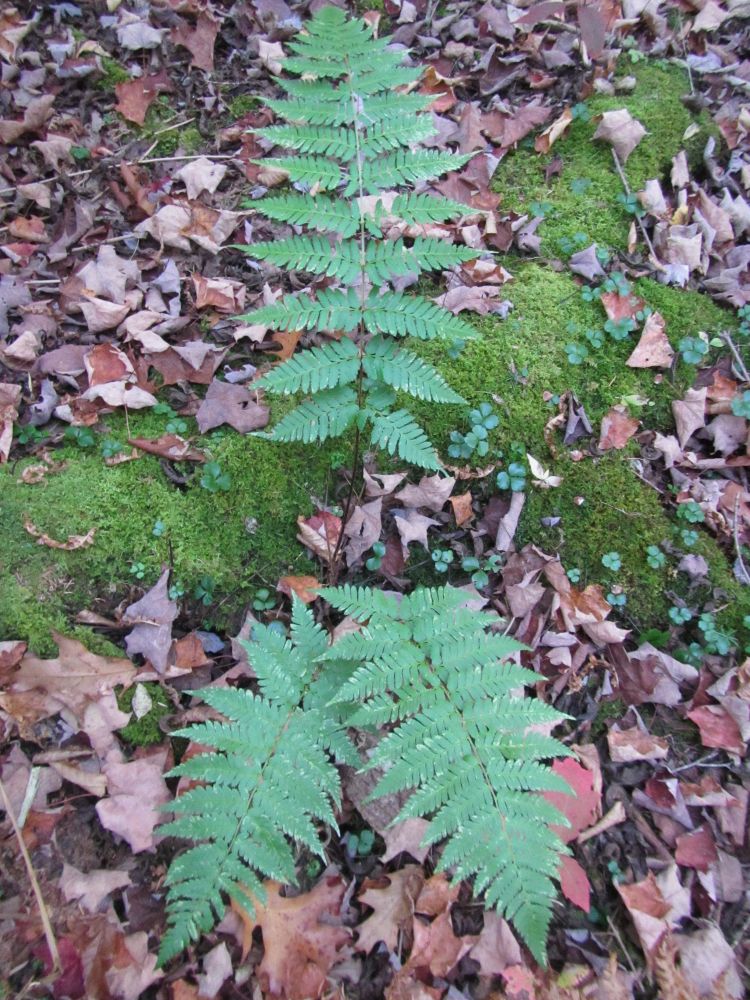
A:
[
  {"left": 95, "top": 748, "right": 171, "bottom": 853},
  {"left": 672, "top": 386, "right": 707, "bottom": 448},
  {"left": 599, "top": 407, "right": 639, "bottom": 451},
  {"left": 171, "top": 11, "right": 221, "bottom": 71},
  {"left": 114, "top": 70, "right": 174, "bottom": 125},
  {"left": 395, "top": 473, "right": 455, "bottom": 511},
  {"left": 195, "top": 378, "right": 269, "bottom": 434},
  {"left": 238, "top": 876, "right": 351, "bottom": 1000},
  {"left": 356, "top": 866, "right": 424, "bottom": 954},
  {"left": 123, "top": 568, "right": 178, "bottom": 674}
]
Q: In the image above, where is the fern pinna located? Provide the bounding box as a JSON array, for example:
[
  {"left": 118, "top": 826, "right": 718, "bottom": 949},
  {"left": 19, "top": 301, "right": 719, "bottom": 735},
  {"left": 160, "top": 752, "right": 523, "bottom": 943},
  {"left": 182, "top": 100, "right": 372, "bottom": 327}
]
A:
[
  {"left": 160, "top": 588, "right": 571, "bottom": 965},
  {"left": 238, "top": 6, "right": 480, "bottom": 470}
]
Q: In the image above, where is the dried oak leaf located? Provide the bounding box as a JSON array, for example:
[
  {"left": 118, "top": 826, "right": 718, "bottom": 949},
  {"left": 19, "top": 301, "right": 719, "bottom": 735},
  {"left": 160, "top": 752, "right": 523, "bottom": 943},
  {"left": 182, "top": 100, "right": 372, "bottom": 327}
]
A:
[
  {"left": 0, "top": 634, "right": 135, "bottom": 731},
  {"left": 123, "top": 568, "right": 177, "bottom": 674},
  {"left": 171, "top": 11, "right": 221, "bottom": 72},
  {"left": 593, "top": 109, "right": 646, "bottom": 163},
  {"left": 534, "top": 106, "right": 573, "bottom": 153},
  {"left": 195, "top": 378, "right": 269, "bottom": 434},
  {"left": 240, "top": 875, "right": 351, "bottom": 1000},
  {"left": 627, "top": 312, "right": 674, "bottom": 368},
  {"left": 356, "top": 866, "right": 424, "bottom": 954}
]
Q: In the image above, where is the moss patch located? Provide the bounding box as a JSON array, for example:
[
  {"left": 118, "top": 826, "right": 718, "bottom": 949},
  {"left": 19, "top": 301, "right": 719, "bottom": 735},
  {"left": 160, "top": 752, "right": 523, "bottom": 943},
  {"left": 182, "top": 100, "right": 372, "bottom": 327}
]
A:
[
  {"left": 117, "top": 683, "right": 172, "bottom": 746},
  {"left": 493, "top": 62, "right": 715, "bottom": 254},
  {"left": 411, "top": 263, "right": 747, "bottom": 630},
  {"left": 98, "top": 57, "right": 130, "bottom": 91},
  {"left": 0, "top": 408, "right": 335, "bottom": 652}
]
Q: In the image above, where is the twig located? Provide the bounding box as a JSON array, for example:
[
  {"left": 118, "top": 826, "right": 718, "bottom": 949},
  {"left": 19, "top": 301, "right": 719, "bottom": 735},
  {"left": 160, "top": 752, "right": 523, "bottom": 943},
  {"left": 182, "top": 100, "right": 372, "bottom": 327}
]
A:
[
  {"left": 733, "top": 496, "right": 750, "bottom": 585},
  {"left": 720, "top": 330, "right": 750, "bottom": 382},
  {"left": 0, "top": 776, "right": 60, "bottom": 977},
  {"left": 136, "top": 152, "right": 238, "bottom": 166},
  {"left": 611, "top": 149, "right": 660, "bottom": 264}
]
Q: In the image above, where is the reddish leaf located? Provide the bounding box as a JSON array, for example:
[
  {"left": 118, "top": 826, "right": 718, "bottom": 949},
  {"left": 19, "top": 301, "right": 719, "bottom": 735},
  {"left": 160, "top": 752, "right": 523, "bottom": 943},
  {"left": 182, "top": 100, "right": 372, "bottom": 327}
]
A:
[
  {"left": 545, "top": 757, "right": 601, "bottom": 843},
  {"left": 687, "top": 704, "right": 745, "bottom": 756},
  {"left": 675, "top": 825, "right": 718, "bottom": 872},
  {"left": 559, "top": 854, "right": 591, "bottom": 911}
]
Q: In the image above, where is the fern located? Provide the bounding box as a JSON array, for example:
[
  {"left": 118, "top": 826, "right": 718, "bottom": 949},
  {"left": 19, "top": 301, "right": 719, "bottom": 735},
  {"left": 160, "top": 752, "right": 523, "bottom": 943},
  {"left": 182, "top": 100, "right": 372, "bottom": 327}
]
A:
[
  {"left": 160, "top": 586, "right": 570, "bottom": 965},
  {"left": 241, "top": 5, "right": 478, "bottom": 471}
]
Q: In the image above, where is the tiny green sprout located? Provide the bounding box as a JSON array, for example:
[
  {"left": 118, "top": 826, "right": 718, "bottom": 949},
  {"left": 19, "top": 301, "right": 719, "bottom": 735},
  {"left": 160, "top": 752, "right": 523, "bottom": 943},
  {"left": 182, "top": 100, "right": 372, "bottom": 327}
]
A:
[
  {"left": 496, "top": 461, "right": 527, "bottom": 492},
  {"left": 64, "top": 425, "right": 95, "bottom": 448},
  {"left": 607, "top": 592, "right": 627, "bottom": 608},
  {"left": 153, "top": 402, "right": 176, "bottom": 417},
  {"left": 200, "top": 462, "right": 231, "bottom": 493},
  {"left": 731, "top": 390, "right": 750, "bottom": 419},
  {"left": 601, "top": 551, "right": 622, "bottom": 572},
  {"left": 152, "top": 520, "right": 166, "bottom": 537},
  {"left": 698, "top": 612, "right": 736, "bottom": 656},
  {"left": 678, "top": 336, "right": 709, "bottom": 365},
  {"left": 581, "top": 285, "right": 602, "bottom": 302},
  {"left": 168, "top": 580, "right": 186, "bottom": 600},
  {"left": 16, "top": 424, "right": 44, "bottom": 446},
  {"left": 460, "top": 554, "right": 497, "bottom": 590},
  {"left": 676, "top": 500, "right": 705, "bottom": 524},
  {"left": 431, "top": 548, "right": 454, "bottom": 573},
  {"left": 680, "top": 528, "right": 698, "bottom": 547},
  {"left": 130, "top": 562, "right": 146, "bottom": 580},
  {"left": 101, "top": 438, "right": 124, "bottom": 459},
  {"left": 448, "top": 338, "right": 466, "bottom": 361},
  {"left": 566, "top": 567, "right": 581, "bottom": 584},
  {"left": 194, "top": 576, "right": 215, "bottom": 606},
  {"left": 571, "top": 102, "right": 591, "bottom": 122},
  {"left": 607, "top": 859, "right": 625, "bottom": 884},
  {"left": 616, "top": 191, "right": 644, "bottom": 217},
  {"left": 668, "top": 605, "right": 693, "bottom": 625},
  {"left": 570, "top": 177, "right": 592, "bottom": 195},
  {"left": 585, "top": 328, "right": 605, "bottom": 349},
  {"left": 564, "top": 342, "right": 589, "bottom": 365},
  {"left": 604, "top": 317, "right": 636, "bottom": 341},
  {"left": 252, "top": 588, "right": 276, "bottom": 612},
  {"left": 646, "top": 545, "right": 666, "bottom": 570},
  {"left": 595, "top": 246, "right": 611, "bottom": 266},
  {"left": 166, "top": 418, "right": 189, "bottom": 435},
  {"left": 557, "top": 232, "right": 589, "bottom": 256},
  {"left": 71, "top": 145, "right": 91, "bottom": 160},
  {"left": 634, "top": 306, "right": 653, "bottom": 323},
  {"left": 344, "top": 828, "right": 375, "bottom": 858},
  {"left": 365, "top": 540, "right": 386, "bottom": 572}
]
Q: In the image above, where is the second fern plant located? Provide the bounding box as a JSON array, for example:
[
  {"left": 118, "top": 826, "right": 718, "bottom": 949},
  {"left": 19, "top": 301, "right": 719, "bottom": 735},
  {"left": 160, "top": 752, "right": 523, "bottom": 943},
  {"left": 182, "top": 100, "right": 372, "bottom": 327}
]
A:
[{"left": 239, "top": 6, "right": 479, "bottom": 471}]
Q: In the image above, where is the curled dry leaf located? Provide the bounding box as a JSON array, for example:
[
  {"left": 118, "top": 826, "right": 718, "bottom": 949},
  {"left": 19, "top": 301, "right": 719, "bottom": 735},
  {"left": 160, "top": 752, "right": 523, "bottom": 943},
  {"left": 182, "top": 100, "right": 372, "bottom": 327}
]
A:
[
  {"left": 395, "top": 473, "right": 455, "bottom": 511},
  {"left": 296, "top": 510, "right": 342, "bottom": 564},
  {"left": 0, "top": 381, "right": 21, "bottom": 461},
  {"left": 534, "top": 106, "right": 573, "bottom": 153},
  {"left": 128, "top": 434, "right": 206, "bottom": 462},
  {"left": 23, "top": 517, "right": 96, "bottom": 550}
]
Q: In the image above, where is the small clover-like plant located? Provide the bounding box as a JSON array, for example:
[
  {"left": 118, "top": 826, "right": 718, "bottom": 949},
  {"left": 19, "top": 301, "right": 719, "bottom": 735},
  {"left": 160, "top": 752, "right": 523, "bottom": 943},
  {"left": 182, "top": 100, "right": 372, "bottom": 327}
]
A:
[
  {"left": 252, "top": 588, "right": 276, "bottom": 612},
  {"left": 601, "top": 550, "right": 622, "bottom": 572},
  {"left": 462, "top": 552, "right": 502, "bottom": 589},
  {"left": 566, "top": 567, "right": 581, "bottom": 584},
  {"left": 64, "top": 425, "right": 95, "bottom": 448},
  {"left": 607, "top": 591, "right": 627, "bottom": 608},
  {"left": 604, "top": 317, "right": 636, "bottom": 342},
  {"left": 194, "top": 575, "right": 215, "bottom": 606},
  {"left": 646, "top": 545, "right": 666, "bottom": 570},
  {"left": 698, "top": 612, "right": 736, "bottom": 656},
  {"left": 731, "top": 390, "right": 750, "bottom": 418},
  {"left": 431, "top": 548, "right": 454, "bottom": 572},
  {"left": 101, "top": 438, "right": 124, "bottom": 459},
  {"left": 564, "top": 342, "right": 589, "bottom": 365},
  {"left": 616, "top": 192, "right": 644, "bottom": 217},
  {"left": 676, "top": 500, "right": 705, "bottom": 524},
  {"left": 571, "top": 102, "right": 591, "bottom": 122},
  {"left": 680, "top": 528, "right": 698, "bottom": 547},
  {"left": 497, "top": 460, "right": 527, "bottom": 492},
  {"left": 585, "top": 328, "right": 605, "bottom": 349},
  {"left": 365, "top": 540, "right": 386, "bottom": 572},
  {"left": 668, "top": 605, "right": 692, "bottom": 626},
  {"left": 16, "top": 424, "right": 44, "bottom": 447},
  {"left": 679, "top": 336, "right": 709, "bottom": 366},
  {"left": 200, "top": 461, "right": 231, "bottom": 493}
]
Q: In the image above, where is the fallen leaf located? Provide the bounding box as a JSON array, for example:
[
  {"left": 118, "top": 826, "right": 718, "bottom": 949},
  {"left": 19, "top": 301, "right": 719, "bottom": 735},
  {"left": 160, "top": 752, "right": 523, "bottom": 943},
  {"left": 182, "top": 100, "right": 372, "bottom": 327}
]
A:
[
  {"left": 196, "top": 943, "right": 232, "bottom": 999},
  {"left": 356, "top": 866, "right": 424, "bottom": 954},
  {"left": 296, "top": 510, "right": 342, "bottom": 564},
  {"left": 468, "top": 911, "right": 521, "bottom": 977},
  {"left": 0, "top": 381, "right": 21, "bottom": 461},
  {"left": 676, "top": 925, "right": 744, "bottom": 999},
  {"left": 617, "top": 865, "right": 690, "bottom": 959},
  {"left": 559, "top": 854, "right": 591, "bottom": 912},
  {"left": 395, "top": 473, "right": 455, "bottom": 511},
  {"left": 171, "top": 11, "right": 221, "bottom": 71},
  {"left": 569, "top": 244, "right": 607, "bottom": 281},
  {"left": 450, "top": 491, "right": 474, "bottom": 526},
  {"left": 60, "top": 864, "right": 131, "bottom": 913},
  {"left": 607, "top": 728, "right": 669, "bottom": 762},
  {"left": 277, "top": 575, "right": 320, "bottom": 604},
  {"left": 675, "top": 825, "right": 717, "bottom": 871},
  {"left": 392, "top": 508, "right": 438, "bottom": 555},
  {"left": 195, "top": 378, "right": 269, "bottom": 434},
  {"left": 600, "top": 289, "right": 646, "bottom": 322},
  {"left": 192, "top": 274, "right": 245, "bottom": 312},
  {"left": 239, "top": 875, "right": 351, "bottom": 1000},
  {"left": 344, "top": 497, "right": 382, "bottom": 565},
  {"left": 96, "top": 748, "right": 171, "bottom": 853},
  {"left": 527, "top": 453, "right": 563, "bottom": 488},
  {"left": 128, "top": 434, "right": 205, "bottom": 462},
  {"left": 123, "top": 568, "right": 178, "bottom": 674},
  {"left": 593, "top": 108, "right": 646, "bottom": 163},
  {"left": 687, "top": 704, "right": 745, "bottom": 756},
  {"left": 114, "top": 70, "right": 174, "bottom": 125},
  {"left": 381, "top": 818, "right": 431, "bottom": 864},
  {"left": 534, "top": 106, "right": 572, "bottom": 153},
  {"left": 672, "top": 386, "right": 707, "bottom": 447},
  {"left": 599, "top": 406, "right": 639, "bottom": 450},
  {"left": 545, "top": 757, "right": 601, "bottom": 843},
  {"left": 176, "top": 157, "right": 228, "bottom": 200},
  {"left": 626, "top": 312, "right": 674, "bottom": 368}
]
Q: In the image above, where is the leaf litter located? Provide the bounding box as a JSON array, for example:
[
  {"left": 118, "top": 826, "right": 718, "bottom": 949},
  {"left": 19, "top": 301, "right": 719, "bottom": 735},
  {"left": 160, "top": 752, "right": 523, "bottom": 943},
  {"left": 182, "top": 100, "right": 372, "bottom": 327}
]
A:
[{"left": 0, "top": 1, "right": 749, "bottom": 998}]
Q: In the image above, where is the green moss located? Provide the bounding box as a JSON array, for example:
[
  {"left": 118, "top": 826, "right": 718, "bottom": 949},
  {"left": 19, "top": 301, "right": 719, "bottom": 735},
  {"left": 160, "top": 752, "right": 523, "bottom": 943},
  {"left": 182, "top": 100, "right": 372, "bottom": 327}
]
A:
[
  {"left": 409, "top": 263, "right": 745, "bottom": 630},
  {"left": 117, "top": 682, "right": 172, "bottom": 746},
  {"left": 493, "top": 62, "right": 716, "bottom": 254},
  {"left": 0, "top": 409, "right": 334, "bottom": 651},
  {"left": 590, "top": 697, "right": 627, "bottom": 740},
  {"left": 98, "top": 57, "right": 130, "bottom": 91},
  {"left": 226, "top": 95, "right": 260, "bottom": 119},
  {"left": 178, "top": 127, "right": 203, "bottom": 155}
]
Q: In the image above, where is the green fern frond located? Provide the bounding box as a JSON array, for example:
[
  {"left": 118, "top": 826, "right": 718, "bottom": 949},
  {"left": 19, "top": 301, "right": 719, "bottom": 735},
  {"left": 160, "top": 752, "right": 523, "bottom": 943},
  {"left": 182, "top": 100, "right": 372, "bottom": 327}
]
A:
[
  {"left": 369, "top": 408, "right": 442, "bottom": 470},
  {"left": 391, "top": 192, "right": 471, "bottom": 224},
  {"left": 242, "top": 288, "right": 360, "bottom": 335},
  {"left": 256, "top": 337, "right": 359, "bottom": 395},
  {"left": 265, "top": 90, "right": 432, "bottom": 128},
  {"left": 268, "top": 387, "right": 359, "bottom": 443},
  {"left": 364, "top": 238, "right": 479, "bottom": 284},
  {"left": 251, "top": 193, "right": 360, "bottom": 236},
  {"left": 242, "top": 236, "right": 360, "bottom": 283},
  {"left": 349, "top": 150, "right": 472, "bottom": 196},
  {"left": 364, "top": 338, "right": 465, "bottom": 403},
  {"left": 254, "top": 155, "right": 341, "bottom": 191},
  {"left": 364, "top": 291, "right": 477, "bottom": 341}
]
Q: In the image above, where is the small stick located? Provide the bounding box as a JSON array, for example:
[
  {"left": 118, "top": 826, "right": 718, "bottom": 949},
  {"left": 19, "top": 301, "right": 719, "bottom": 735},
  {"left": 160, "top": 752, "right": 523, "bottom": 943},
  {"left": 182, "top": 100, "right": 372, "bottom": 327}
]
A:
[
  {"left": 733, "top": 496, "right": 750, "bottom": 585},
  {"left": 0, "top": 776, "right": 60, "bottom": 976},
  {"left": 611, "top": 149, "right": 660, "bottom": 264},
  {"left": 720, "top": 330, "right": 750, "bottom": 382}
]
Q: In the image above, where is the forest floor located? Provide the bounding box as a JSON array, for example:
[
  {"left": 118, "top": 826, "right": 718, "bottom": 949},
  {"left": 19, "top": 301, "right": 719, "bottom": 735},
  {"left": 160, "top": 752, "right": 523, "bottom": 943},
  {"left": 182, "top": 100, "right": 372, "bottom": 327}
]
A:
[{"left": 0, "top": 1, "right": 749, "bottom": 998}]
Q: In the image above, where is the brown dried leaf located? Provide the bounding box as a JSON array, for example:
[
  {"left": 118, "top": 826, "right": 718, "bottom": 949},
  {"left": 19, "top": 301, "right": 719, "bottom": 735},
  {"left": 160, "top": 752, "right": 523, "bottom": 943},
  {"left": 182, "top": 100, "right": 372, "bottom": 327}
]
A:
[
  {"left": 599, "top": 406, "right": 639, "bottom": 450},
  {"left": 123, "top": 568, "right": 178, "bottom": 674},
  {"left": 296, "top": 510, "right": 342, "bottom": 564},
  {"left": 195, "top": 378, "right": 269, "bottom": 434},
  {"left": 672, "top": 386, "right": 707, "bottom": 448},
  {"left": 23, "top": 517, "right": 96, "bottom": 550},
  {"left": 534, "top": 106, "right": 573, "bottom": 153},
  {"left": 356, "top": 866, "right": 424, "bottom": 954},
  {"left": 114, "top": 71, "right": 174, "bottom": 125},
  {"left": 627, "top": 312, "right": 674, "bottom": 368},
  {"left": 277, "top": 575, "right": 320, "bottom": 604},
  {"left": 593, "top": 109, "right": 646, "bottom": 163}
]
